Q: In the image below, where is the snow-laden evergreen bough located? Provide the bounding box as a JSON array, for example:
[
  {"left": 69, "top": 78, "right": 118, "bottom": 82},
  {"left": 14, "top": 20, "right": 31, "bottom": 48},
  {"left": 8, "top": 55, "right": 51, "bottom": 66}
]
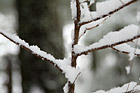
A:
[{"left": 0, "top": 0, "right": 140, "bottom": 93}]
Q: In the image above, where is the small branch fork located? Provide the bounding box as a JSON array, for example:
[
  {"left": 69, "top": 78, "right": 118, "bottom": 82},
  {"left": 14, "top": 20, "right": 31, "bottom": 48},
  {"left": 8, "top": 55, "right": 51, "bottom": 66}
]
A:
[
  {"left": 78, "top": 17, "right": 109, "bottom": 39},
  {"left": 69, "top": 0, "right": 138, "bottom": 93},
  {"left": 0, "top": 32, "right": 62, "bottom": 71},
  {"left": 69, "top": 0, "right": 82, "bottom": 93}
]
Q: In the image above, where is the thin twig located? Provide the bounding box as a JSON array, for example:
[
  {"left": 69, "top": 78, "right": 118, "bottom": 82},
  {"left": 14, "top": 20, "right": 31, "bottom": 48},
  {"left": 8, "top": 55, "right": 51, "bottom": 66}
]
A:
[
  {"left": 0, "top": 32, "right": 62, "bottom": 71},
  {"left": 111, "top": 47, "right": 140, "bottom": 56},
  {"left": 78, "top": 17, "right": 109, "bottom": 39},
  {"left": 120, "top": 0, "right": 124, "bottom": 5},
  {"left": 79, "top": 0, "right": 137, "bottom": 26},
  {"left": 125, "top": 80, "right": 140, "bottom": 93},
  {"left": 77, "top": 34, "right": 140, "bottom": 56},
  {"left": 73, "top": 72, "right": 81, "bottom": 84},
  {"left": 126, "top": 83, "right": 130, "bottom": 93},
  {"left": 69, "top": 0, "right": 82, "bottom": 92}
]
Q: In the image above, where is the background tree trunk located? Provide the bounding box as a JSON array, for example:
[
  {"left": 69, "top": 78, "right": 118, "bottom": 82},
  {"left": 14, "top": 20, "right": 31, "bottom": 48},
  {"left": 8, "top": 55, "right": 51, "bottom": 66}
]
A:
[{"left": 17, "top": 0, "right": 66, "bottom": 93}]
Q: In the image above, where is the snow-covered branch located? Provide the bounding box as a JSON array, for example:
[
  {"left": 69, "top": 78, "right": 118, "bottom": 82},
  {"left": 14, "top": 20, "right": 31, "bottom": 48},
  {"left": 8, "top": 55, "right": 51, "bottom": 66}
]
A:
[
  {"left": 79, "top": 17, "right": 108, "bottom": 39},
  {"left": 0, "top": 31, "right": 58, "bottom": 67},
  {"left": 112, "top": 44, "right": 140, "bottom": 56},
  {"left": 94, "top": 82, "right": 140, "bottom": 93},
  {"left": 75, "top": 24, "right": 140, "bottom": 56},
  {"left": 0, "top": 31, "right": 80, "bottom": 83},
  {"left": 79, "top": 0, "right": 137, "bottom": 26}
]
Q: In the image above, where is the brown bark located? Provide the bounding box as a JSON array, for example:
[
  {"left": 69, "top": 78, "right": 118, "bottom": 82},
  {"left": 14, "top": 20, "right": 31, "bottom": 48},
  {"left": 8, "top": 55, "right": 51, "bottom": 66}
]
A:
[{"left": 68, "top": 0, "right": 81, "bottom": 92}]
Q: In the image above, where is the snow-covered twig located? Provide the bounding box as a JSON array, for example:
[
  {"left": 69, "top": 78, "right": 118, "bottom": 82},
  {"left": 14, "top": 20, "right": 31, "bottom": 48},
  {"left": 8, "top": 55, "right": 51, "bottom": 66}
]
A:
[
  {"left": 79, "top": 0, "right": 137, "bottom": 26},
  {"left": 79, "top": 17, "right": 109, "bottom": 39},
  {"left": 111, "top": 46, "right": 140, "bottom": 57},
  {"left": 75, "top": 25, "right": 140, "bottom": 56},
  {"left": 0, "top": 31, "right": 81, "bottom": 83},
  {"left": 0, "top": 31, "right": 62, "bottom": 70},
  {"left": 94, "top": 82, "right": 140, "bottom": 93}
]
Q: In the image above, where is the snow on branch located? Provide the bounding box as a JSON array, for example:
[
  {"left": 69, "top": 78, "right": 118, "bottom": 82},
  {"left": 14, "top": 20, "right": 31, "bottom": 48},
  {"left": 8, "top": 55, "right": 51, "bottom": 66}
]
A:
[
  {"left": 112, "top": 44, "right": 140, "bottom": 56},
  {"left": 0, "top": 31, "right": 57, "bottom": 65},
  {"left": 0, "top": 31, "right": 80, "bottom": 83},
  {"left": 80, "top": 0, "right": 137, "bottom": 26},
  {"left": 94, "top": 82, "right": 140, "bottom": 93},
  {"left": 71, "top": 0, "right": 81, "bottom": 21},
  {"left": 75, "top": 24, "right": 140, "bottom": 56}
]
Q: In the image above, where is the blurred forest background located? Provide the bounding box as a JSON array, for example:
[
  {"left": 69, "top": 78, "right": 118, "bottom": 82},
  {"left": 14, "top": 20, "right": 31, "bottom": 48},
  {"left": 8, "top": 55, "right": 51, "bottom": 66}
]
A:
[{"left": 0, "top": 0, "right": 140, "bottom": 93}]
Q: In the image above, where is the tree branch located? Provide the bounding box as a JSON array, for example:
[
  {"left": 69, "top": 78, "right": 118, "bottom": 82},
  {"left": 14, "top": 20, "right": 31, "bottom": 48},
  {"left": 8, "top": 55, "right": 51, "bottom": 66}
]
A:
[
  {"left": 69, "top": 0, "right": 82, "bottom": 93},
  {"left": 111, "top": 45, "right": 140, "bottom": 56},
  {"left": 76, "top": 34, "right": 140, "bottom": 56},
  {"left": 76, "top": 0, "right": 81, "bottom": 22},
  {"left": 79, "top": 17, "right": 109, "bottom": 39},
  {"left": 75, "top": 24, "right": 140, "bottom": 56},
  {"left": 79, "top": 0, "right": 137, "bottom": 26},
  {"left": 0, "top": 31, "right": 62, "bottom": 71}
]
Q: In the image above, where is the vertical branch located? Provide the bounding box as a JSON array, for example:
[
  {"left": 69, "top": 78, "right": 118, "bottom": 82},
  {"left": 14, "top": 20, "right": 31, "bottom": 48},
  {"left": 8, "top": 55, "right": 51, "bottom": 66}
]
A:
[
  {"left": 72, "top": 0, "right": 81, "bottom": 67},
  {"left": 76, "top": 0, "right": 81, "bottom": 22},
  {"left": 68, "top": 0, "right": 81, "bottom": 93}
]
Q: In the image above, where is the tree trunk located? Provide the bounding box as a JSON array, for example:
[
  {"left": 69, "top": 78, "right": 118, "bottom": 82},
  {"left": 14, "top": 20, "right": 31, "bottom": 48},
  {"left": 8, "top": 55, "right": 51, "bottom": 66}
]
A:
[{"left": 16, "top": 0, "right": 65, "bottom": 93}]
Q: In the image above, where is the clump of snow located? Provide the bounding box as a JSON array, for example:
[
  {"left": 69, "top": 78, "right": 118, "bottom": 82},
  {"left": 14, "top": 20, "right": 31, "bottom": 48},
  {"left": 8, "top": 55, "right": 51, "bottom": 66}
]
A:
[
  {"left": 125, "top": 66, "right": 130, "bottom": 74},
  {"left": 94, "top": 82, "right": 140, "bottom": 93},
  {"left": 56, "top": 59, "right": 81, "bottom": 83}
]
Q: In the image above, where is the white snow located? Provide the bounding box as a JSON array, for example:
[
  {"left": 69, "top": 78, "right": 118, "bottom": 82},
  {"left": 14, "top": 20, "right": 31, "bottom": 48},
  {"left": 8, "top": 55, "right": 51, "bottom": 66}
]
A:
[
  {"left": 80, "top": 3, "right": 91, "bottom": 22},
  {"left": 80, "top": 0, "right": 133, "bottom": 22},
  {"left": 74, "top": 24, "right": 139, "bottom": 54},
  {"left": 94, "top": 82, "right": 140, "bottom": 93},
  {"left": 0, "top": 30, "right": 56, "bottom": 61},
  {"left": 0, "top": 13, "right": 19, "bottom": 56},
  {"left": 79, "top": 18, "right": 107, "bottom": 38},
  {"left": 113, "top": 44, "right": 140, "bottom": 55},
  {"left": 63, "top": 82, "right": 69, "bottom": 93},
  {"left": 90, "top": 0, "right": 95, "bottom": 6},
  {"left": 0, "top": 12, "right": 20, "bottom": 93},
  {"left": 0, "top": 31, "right": 80, "bottom": 83}
]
